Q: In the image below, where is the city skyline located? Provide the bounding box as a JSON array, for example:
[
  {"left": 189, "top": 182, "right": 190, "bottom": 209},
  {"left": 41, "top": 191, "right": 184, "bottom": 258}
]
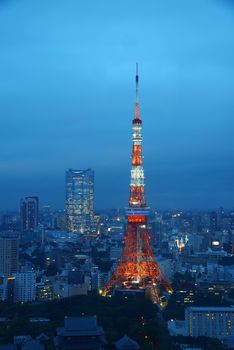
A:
[
  {"left": 1, "top": 3, "right": 234, "bottom": 348},
  {"left": 1, "top": 0, "right": 234, "bottom": 210}
]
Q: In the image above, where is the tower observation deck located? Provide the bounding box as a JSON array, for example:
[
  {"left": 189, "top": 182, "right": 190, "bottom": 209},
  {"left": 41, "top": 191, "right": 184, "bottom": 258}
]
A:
[{"left": 102, "top": 65, "right": 172, "bottom": 302}]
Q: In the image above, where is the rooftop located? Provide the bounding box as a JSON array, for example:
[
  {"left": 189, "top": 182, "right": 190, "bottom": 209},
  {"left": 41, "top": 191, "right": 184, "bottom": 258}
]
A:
[
  {"left": 22, "top": 340, "right": 44, "bottom": 350},
  {"left": 56, "top": 316, "right": 105, "bottom": 337},
  {"left": 186, "top": 306, "right": 234, "bottom": 312},
  {"left": 115, "top": 335, "right": 140, "bottom": 350},
  {"left": 0, "top": 345, "right": 16, "bottom": 350}
]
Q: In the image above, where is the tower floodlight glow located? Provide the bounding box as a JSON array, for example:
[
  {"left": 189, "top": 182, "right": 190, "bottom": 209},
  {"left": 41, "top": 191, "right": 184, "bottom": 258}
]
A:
[{"left": 102, "top": 64, "right": 172, "bottom": 301}]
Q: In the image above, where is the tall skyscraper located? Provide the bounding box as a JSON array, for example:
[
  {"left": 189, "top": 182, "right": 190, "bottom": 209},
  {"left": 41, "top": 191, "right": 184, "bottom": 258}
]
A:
[
  {"left": 0, "top": 233, "right": 19, "bottom": 275},
  {"left": 20, "top": 196, "right": 39, "bottom": 231},
  {"left": 66, "top": 169, "right": 94, "bottom": 234}
]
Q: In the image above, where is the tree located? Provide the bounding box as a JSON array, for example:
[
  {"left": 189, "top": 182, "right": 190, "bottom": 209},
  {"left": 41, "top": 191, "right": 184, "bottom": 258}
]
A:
[{"left": 45, "top": 264, "right": 60, "bottom": 276}]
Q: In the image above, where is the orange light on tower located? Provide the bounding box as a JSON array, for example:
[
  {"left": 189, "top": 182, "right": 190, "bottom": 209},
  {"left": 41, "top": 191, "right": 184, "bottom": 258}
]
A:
[{"left": 103, "top": 64, "right": 172, "bottom": 300}]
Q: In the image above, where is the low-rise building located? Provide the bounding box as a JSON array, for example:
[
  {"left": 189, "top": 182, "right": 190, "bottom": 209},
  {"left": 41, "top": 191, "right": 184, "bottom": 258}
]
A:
[
  {"left": 185, "top": 306, "right": 234, "bottom": 348},
  {"left": 52, "top": 271, "right": 89, "bottom": 298},
  {"left": 53, "top": 281, "right": 88, "bottom": 298}
]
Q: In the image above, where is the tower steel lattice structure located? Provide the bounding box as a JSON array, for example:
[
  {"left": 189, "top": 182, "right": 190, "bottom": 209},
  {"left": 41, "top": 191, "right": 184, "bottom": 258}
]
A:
[{"left": 103, "top": 65, "right": 172, "bottom": 301}]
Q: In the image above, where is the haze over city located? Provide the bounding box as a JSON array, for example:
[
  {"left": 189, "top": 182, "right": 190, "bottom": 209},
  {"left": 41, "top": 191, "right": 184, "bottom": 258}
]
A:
[{"left": 1, "top": 0, "right": 234, "bottom": 210}]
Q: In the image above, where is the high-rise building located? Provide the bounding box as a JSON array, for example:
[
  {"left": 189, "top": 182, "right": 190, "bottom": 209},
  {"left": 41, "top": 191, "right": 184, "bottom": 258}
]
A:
[
  {"left": 66, "top": 169, "right": 94, "bottom": 234},
  {"left": 210, "top": 211, "right": 218, "bottom": 232},
  {"left": 0, "top": 276, "right": 9, "bottom": 301},
  {"left": 0, "top": 233, "right": 19, "bottom": 275},
  {"left": 1, "top": 214, "right": 13, "bottom": 231},
  {"left": 13, "top": 272, "right": 36, "bottom": 302},
  {"left": 20, "top": 196, "right": 39, "bottom": 231}
]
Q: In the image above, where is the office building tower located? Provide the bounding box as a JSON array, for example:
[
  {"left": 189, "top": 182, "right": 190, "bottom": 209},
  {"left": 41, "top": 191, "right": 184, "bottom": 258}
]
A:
[
  {"left": 0, "top": 276, "right": 9, "bottom": 301},
  {"left": 66, "top": 169, "right": 94, "bottom": 234},
  {"left": 186, "top": 306, "right": 234, "bottom": 347},
  {"left": 20, "top": 196, "right": 39, "bottom": 231},
  {"left": 1, "top": 214, "right": 13, "bottom": 231},
  {"left": 210, "top": 211, "right": 218, "bottom": 232},
  {"left": 41, "top": 205, "right": 52, "bottom": 228},
  {"left": 0, "top": 233, "right": 19, "bottom": 275},
  {"left": 13, "top": 272, "right": 36, "bottom": 302}
]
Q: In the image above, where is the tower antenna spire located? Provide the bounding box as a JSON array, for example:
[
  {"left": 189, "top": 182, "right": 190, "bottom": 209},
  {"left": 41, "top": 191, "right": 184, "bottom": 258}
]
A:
[
  {"left": 136, "top": 62, "right": 139, "bottom": 101},
  {"left": 135, "top": 62, "right": 140, "bottom": 119}
]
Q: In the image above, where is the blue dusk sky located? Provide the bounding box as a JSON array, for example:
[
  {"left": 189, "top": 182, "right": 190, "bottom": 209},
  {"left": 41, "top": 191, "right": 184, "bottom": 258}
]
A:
[{"left": 0, "top": 0, "right": 234, "bottom": 210}]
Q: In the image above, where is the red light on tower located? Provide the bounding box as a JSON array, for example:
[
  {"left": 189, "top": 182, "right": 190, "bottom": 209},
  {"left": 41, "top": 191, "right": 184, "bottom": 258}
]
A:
[{"left": 102, "top": 64, "right": 172, "bottom": 301}]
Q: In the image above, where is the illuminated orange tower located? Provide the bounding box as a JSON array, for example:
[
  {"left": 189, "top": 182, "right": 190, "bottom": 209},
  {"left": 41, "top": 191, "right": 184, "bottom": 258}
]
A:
[{"left": 103, "top": 65, "right": 172, "bottom": 301}]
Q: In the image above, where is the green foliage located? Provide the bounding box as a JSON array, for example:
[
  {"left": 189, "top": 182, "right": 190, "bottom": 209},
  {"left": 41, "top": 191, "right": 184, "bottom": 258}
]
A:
[
  {"left": 45, "top": 264, "right": 60, "bottom": 276},
  {"left": 92, "top": 258, "right": 113, "bottom": 272},
  {"left": 31, "top": 249, "right": 46, "bottom": 268},
  {"left": 90, "top": 248, "right": 113, "bottom": 271},
  {"left": 0, "top": 294, "right": 177, "bottom": 349},
  {"left": 228, "top": 289, "right": 234, "bottom": 299}
]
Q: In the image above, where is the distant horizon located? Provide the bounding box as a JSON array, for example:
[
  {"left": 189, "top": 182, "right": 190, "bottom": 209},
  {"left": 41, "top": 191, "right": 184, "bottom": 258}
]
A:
[{"left": 1, "top": 205, "right": 233, "bottom": 214}]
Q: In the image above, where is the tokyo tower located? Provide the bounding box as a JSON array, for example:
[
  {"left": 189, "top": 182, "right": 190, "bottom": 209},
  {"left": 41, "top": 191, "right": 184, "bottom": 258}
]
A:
[{"left": 103, "top": 64, "right": 172, "bottom": 302}]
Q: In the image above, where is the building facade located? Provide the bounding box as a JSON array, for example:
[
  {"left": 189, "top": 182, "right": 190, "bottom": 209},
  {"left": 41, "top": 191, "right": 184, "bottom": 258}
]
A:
[
  {"left": 13, "top": 272, "right": 36, "bottom": 302},
  {"left": 0, "top": 233, "right": 19, "bottom": 275},
  {"left": 186, "top": 306, "right": 234, "bottom": 347},
  {"left": 0, "top": 276, "right": 9, "bottom": 301},
  {"left": 20, "top": 196, "right": 39, "bottom": 231},
  {"left": 66, "top": 169, "right": 94, "bottom": 234}
]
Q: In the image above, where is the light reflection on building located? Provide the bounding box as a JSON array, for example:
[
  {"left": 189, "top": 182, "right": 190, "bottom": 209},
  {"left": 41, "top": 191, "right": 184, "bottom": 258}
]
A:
[{"left": 66, "top": 169, "right": 94, "bottom": 234}]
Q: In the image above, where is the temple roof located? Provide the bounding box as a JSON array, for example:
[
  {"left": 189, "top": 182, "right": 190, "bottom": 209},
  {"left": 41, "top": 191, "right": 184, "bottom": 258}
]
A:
[
  {"left": 115, "top": 335, "right": 140, "bottom": 350},
  {"left": 56, "top": 316, "right": 105, "bottom": 337}
]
